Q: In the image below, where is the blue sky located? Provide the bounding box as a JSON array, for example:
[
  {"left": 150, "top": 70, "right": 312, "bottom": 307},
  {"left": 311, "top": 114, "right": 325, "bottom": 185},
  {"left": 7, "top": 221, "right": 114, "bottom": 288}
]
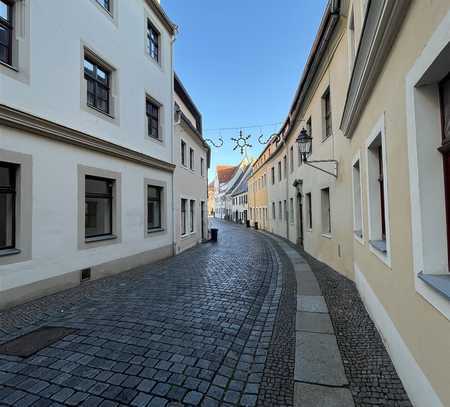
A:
[{"left": 162, "top": 0, "right": 328, "bottom": 179}]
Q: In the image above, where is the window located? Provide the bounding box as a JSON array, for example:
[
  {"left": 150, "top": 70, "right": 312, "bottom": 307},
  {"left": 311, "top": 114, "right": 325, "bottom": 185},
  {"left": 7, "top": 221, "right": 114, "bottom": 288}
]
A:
[
  {"left": 85, "top": 176, "right": 113, "bottom": 238},
  {"left": 84, "top": 57, "right": 110, "bottom": 114},
  {"left": 147, "top": 20, "right": 160, "bottom": 62},
  {"left": 306, "top": 192, "right": 312, "bottom": 229},
  {"left": 322, "top": 87, "right": 332, "bottom": 140},
  {"left": 181, "top": 140, "right": 186, "bottom": 166},
  {"left": 96, "top": 0, "right": 110, "bottom": 12},
  {"left": 290, "top": 198, "right": 294, "bottom": 223},
  {"left": 147, "top": 185, "right": 162, "bottom": 231},
  {"left": 201, "top": 157, "right": 204, "bottom": 176},
  {"left": 367, "top": 131, "right": 388, "bottom": 252},
  {"left": 321, "top": 187, "right": 331, "bottom": 235},
  {"left": 352, "top": 158, "right": 363, "bottom": 239},
  {"left": 279, "top": 201, "right": 282, "bottom": 220},
  {"left": 146, "top": 99, "right": 159, "bottom": 139},
  {"left": 278, "top": 162, "right": 282, "bottom": 181},
  {"left": 181, "top": 199, "right": 187, "bottom": 235},
  {"left": 283, "top": 155, "right": 287, "bottom": 179},
  {"left": 0, "top": 0, "right": 12, "bottom": 65},
  {"left": 284, "top": 200, "right": 287, "bottom": 222},
  {"left": 190, "top": 200, "right": 195, "bottom": 232},
  {"left": 272, "top": 202, "right": 276, "bottom": 219},
  {"left": 290, "top": 146, "right": 294, "bottom": 172},
  {"left": 271, "top": 167, "right": 275, "bottom": 184},
  {"left": 0, "top": 162, "right": 16, "bottom": 250},
  {"left": 189, "top": 148, "right": 194, "bottom": 170}
]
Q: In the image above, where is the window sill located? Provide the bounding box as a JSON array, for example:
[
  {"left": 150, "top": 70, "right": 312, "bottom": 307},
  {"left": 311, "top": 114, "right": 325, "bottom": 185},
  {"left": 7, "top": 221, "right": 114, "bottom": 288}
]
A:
[
  {"left": 0, "top": 248, "right": 21, "bottom": 257},
  {"left": 369, "top": 239, "right": 387, "bottom": 254},
  {"left": 321, "top": 233, "right": 332, "bottom": 239},
  {"left": 0, "top": 60, "right": 18, "bottom": 73},
  {"left": 418, "top": 272, "right": 450, "bottom": 301},
  {"left": 181, "top": 232, "right": 196, "bottom": 239},
  {"left": 147, "top": 228, "right": 165, "bottom": 234},
  {"left": 85, "top": 234, "right": 117, "bottom": 243},
  {"left": 87, "top": 104, "right": 115, "bottom": 120},
  {"left": 147, "top": 135, "right": 163, "bottom": 144}
]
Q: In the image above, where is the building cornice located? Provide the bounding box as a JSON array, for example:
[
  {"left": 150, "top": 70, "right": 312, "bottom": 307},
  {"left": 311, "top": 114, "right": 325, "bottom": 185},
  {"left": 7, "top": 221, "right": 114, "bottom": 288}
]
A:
[
  {"left": 144, "top": 0, "right": 177, "bottom": 35},
  {"left": 0, "top": 104, "right": 175, "bottom": 173},
  {"left": 340, "top": 0, "right": 411, "bottom": 138}
]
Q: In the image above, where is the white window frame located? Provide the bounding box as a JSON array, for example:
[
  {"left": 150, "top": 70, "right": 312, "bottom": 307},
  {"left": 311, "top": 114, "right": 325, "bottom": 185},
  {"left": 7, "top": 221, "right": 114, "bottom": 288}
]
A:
[
  {"left": 365, "top": 114, "right": 391, "bottom": 267},
  {"left": 406, "top": 10, "right": 450, "bottom": 320},
  {"left": 352, "top": 152, "right": 364, "bottom": 244}
]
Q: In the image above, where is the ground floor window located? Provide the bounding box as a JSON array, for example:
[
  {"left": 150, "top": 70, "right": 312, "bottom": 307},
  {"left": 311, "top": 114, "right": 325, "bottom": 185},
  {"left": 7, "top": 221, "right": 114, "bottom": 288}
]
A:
[
  {"left": 0, "top": 162, "right": 16, "bottom": 250},
  {"left": 272, "top": 202, "right": 276, "bottom": 219},
  {"left": 321, "top": 187, "right": 331, "bottom": 234},
  {"left": 278, "top": 201, "right": 282, "bottom": 220},
  {"left": 290, "top": 198, "right": 294, "bottom": 224},
  {"left": 147, "top": 185, "right": 162, "bottom": 231},
  {"left": 306, "top": 192, "right": 312, "bottom": 229},
  {"left": 190, "top": 199, "right": 195, "bottom": 232},
  {"left": 352, "top": 158, "right": 363, "bottom": 239},
  {"left": 181, "top": 198, "right": 187, "bottom": 235},
  {"left": 85, "top": 176, "right": 114, "bottom": 238}
]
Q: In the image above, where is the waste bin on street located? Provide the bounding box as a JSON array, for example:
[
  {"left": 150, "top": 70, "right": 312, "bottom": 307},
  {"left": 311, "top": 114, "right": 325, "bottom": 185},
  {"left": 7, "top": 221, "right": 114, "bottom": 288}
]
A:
[
  {"left": 254, "top": 222, "right": 258, "bottom": 230},
  {"left": 210, "top": 228, "right": 218, "bottom": 242},
  {"left": 246, "top": 220, "right": 250, "bottom": 228}
]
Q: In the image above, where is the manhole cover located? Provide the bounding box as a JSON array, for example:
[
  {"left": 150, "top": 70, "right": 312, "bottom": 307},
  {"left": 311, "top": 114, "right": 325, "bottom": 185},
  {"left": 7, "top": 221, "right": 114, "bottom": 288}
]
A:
[{"left": 0, "top": 326, "right": 77, "bottom": 358}]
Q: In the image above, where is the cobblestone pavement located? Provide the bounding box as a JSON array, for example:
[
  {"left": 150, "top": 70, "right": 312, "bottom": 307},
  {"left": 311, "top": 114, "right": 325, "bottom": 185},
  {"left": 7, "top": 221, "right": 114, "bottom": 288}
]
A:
[
  {"left": 0, "top": 220, "right": 295, "bottom": 407},
  {"left": 298, "top": 248, "right": 412, "bottom": 407}
]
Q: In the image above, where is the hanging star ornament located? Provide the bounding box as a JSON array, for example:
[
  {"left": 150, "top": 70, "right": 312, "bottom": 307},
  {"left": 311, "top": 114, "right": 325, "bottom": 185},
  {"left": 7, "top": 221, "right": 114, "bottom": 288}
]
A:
[{"left": 231, "top": 130, "right": 252, "bottom": 155}]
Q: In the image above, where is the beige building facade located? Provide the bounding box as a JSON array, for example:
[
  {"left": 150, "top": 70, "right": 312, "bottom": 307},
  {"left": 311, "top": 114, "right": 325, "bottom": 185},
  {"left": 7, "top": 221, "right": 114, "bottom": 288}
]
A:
[
  {"left": 253, "top": 0, "right": 450, "bottom": 405},
  {"left": 174, "top": 75, "right": 210, "bottom": 253}
]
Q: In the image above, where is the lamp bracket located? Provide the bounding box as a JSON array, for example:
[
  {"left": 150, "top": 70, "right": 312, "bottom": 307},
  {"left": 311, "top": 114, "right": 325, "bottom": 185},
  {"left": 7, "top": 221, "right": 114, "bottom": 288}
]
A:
[{"left": 304, "top": 159, "right": 338, "bottom": 178}]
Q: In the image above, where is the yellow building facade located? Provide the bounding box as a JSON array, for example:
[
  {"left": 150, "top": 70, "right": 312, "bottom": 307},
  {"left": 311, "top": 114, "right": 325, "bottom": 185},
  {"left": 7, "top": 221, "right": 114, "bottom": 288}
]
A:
[{"left": 253, "top": 1, "right": 450, "bottom": 405}]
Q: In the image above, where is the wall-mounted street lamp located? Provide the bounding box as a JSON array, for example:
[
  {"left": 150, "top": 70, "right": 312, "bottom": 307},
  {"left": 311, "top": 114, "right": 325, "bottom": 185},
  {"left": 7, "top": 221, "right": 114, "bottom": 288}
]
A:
[{"left": 296, "top": 127, "right": 338, "bottom": 178}]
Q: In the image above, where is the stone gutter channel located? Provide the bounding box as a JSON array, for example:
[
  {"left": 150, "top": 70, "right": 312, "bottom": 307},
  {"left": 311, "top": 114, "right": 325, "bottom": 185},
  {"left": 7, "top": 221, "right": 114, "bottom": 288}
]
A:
[{"left": 261, "top": 232, "right": 354, "bottom": 407}]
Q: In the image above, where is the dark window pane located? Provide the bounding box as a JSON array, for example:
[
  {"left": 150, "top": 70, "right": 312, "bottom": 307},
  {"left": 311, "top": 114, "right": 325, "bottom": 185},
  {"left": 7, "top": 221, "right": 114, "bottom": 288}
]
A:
[
  {"left": 85, "top": 176, "right": 113, "bottom": 238},
  {"left": 0, "top": 165, "right": 13, "bottom": 188},
  {"left": 441, "top": 74, "right": 450, "bottom": 140},
  {"left": 0, "top": 192, "right": 14, "bottom": 249},
  {"left": 146, "top": 100, "right": 159, "bottom": 139},
  {"left": 84, "top": 57, "right": 110, "bottom": 114},
  {"left": 85, "top": 177, "right": 112, "bottom": 196},
  {"left": 85, "top": 197, "right": 112, "bottom": 237}
]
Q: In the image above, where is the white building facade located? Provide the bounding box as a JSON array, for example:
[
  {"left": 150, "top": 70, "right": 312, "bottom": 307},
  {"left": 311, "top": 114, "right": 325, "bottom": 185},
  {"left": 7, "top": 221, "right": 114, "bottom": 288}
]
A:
[
  {"left": 0, "top": 0, "right": 178, "bottom": 309},
  {"left": 174, "top": 74, "right": 210, "bottom": 253}
]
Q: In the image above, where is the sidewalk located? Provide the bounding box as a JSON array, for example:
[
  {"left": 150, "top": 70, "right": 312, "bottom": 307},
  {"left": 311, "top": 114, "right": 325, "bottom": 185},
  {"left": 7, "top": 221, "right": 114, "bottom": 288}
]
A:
[{"left": 261, "top": 232, "right": 411, "bottom": 407}]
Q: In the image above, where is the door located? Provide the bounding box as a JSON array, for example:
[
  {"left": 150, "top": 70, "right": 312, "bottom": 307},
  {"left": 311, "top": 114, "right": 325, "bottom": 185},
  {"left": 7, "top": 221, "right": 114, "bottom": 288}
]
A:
[{"left": 297, "top": 193, "right": 304, "bottom": 247}]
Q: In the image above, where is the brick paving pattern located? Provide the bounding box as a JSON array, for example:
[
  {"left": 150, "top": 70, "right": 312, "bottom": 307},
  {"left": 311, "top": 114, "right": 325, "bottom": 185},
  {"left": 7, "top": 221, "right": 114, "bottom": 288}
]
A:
[
  {"left": 298, "top": 248, "right": 412, "bottom": 407},
  {"left": 0, "top": 220, "right": 294, "bottom": 407}
]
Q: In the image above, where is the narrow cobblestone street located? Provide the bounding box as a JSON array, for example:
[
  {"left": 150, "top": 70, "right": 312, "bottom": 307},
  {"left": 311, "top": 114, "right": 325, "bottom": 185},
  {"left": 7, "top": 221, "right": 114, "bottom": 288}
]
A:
[{"left": 0, "top": 221, "right": 295, "bottom": 407}]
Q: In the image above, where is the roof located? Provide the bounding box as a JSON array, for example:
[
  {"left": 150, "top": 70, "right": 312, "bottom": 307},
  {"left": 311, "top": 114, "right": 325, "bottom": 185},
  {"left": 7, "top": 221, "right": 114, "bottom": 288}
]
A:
[
  {"left": 277, "top": 0, "right": 341, "bottom": 141},
  {"left": 174, "top": 73, "right": 202, "bottom": 134},
  {"left": 144, "top": 0, "right": 177, "bottom": 35},
  {"left": 232, "top": 167, "right": 252, "bottom": 196},
  {"left": 217, "top": 165, "right": 238, "bottom": 184}
]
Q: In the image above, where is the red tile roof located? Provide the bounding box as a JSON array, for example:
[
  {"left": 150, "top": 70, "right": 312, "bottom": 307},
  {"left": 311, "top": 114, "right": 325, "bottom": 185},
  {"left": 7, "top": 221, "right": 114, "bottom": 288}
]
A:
[{"left": 217, "top": 165, "right": 238, "bottom": 184}]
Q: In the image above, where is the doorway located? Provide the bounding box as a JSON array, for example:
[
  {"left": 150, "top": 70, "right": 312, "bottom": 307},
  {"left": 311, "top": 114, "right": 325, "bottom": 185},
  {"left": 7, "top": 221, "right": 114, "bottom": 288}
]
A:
[{"left": 297, "top": 193, "right": 304, "bottom": 247}]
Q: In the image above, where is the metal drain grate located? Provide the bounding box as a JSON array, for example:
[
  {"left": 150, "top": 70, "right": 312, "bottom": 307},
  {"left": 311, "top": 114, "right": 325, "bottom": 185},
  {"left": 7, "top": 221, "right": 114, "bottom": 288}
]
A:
[{"left": 0, "top": 326, "right": 77, "bottom": 358}]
